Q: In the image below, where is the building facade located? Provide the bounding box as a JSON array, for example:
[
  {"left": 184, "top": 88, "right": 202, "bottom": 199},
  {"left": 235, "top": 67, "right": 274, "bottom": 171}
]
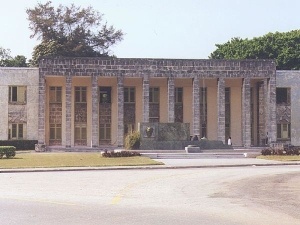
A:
[
  {"left": 0, "top": 68, "right": 39, "bottom": 142},
  {"left": 1, "top": 57, "right": 298, "bottom": 150}
]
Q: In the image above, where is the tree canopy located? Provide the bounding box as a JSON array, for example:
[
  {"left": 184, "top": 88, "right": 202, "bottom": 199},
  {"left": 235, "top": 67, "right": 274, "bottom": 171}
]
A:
[
  {"left": 26, "top": 1, "right": 124, "bottom": 66},
  {"left": 209, "top": 30, "right": 300, "bottom": 70},
  {"left": 0, "top": 47, "right": 28, "bottom": 67}
]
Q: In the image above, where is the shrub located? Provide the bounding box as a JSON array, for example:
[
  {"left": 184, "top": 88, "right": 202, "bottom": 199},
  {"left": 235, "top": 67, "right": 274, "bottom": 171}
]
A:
[
  {"left": 273, "top": 149, "right": 284, "bottom": 155},
  {"left": 286, "top": 146, "right": 300, "bottom": 155},
  {"left": 262, "top": 145, "right": 300, "bottom": 156},
  {"left": 261, "top": 148, "right": 272, "bottom": 155},
  {"left": 0, "top": 146, "right": 16, "bottom": 159},
  {"left": 102, "top": 150, "right": 141, "bottom": 158},
  {"left": 124, "top": 131, "right": 140, "bottom": 150}
]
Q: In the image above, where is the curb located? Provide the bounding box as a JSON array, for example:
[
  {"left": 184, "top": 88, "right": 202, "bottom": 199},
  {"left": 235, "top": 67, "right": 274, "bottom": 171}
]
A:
[{"left": 1, "top": 162, "right": 300, "bottom": 173}]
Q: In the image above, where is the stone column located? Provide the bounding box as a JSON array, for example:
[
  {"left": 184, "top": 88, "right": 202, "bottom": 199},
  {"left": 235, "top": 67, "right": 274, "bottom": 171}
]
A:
[
  {"left": 268, "top": 77, "right": 277, "bottom": 143},
  {"left": 36, "top": 74, "right": 46, "bottom": 151},
  {"left": 217, "top": 78, "right": 226, "bottom": 144},
  {"left": 258, "top": 82, "right": 265, "bottom": 145},
  {"left": 91, "top": 75, "right": 99, "bottom": 147},
  {"left": 242, "top": 77, "right": 251, "bottom": 147},
  {"left": 264, "top": 79, "right": 269, "bottom": 144},
  {"left": 168, "top": 77, "right": 175, "bottom": 123},
  {"left": 65, "top": 75, "right": 72, "bottom": 148},
  {"left": 117, "top": 76, "right": 124, "bottom": 147},
  {"left": 193, "top": 76, "right": 200, "bottom": 136},
  {"left": 142, "top": 75, "right": 150, "bottom": 123}
]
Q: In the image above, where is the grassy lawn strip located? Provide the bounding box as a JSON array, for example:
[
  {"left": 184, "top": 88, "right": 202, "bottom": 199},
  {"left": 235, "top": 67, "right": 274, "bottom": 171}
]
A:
[
  {"left": 257, "top": 155, "right": 300, "bottom": 161},
  {"left": 0, "top": 152, "right": 163, "bottom": 169}
]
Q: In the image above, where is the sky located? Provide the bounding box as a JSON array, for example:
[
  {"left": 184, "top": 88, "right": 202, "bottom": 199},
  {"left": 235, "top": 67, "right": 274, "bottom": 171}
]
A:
[{"left": 1, "top": 0, "right": 300, "bottom": 60}]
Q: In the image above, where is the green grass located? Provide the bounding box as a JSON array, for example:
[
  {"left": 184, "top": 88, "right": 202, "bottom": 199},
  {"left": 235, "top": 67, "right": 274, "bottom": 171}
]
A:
[
  {"left": 257, "top": 155, "right": 300, "bottom": 161},
  {"left": 0, "top": 152, "right": 163, "bottom": 169}
]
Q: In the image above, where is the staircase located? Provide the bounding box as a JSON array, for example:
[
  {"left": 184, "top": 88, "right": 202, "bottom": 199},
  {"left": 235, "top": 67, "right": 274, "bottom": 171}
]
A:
[
  {"left": 46, "top": 145, "right": 117, "bottom": 152},
  {"left": 140, "top": 148, "right": 263, "bottom": 159}
]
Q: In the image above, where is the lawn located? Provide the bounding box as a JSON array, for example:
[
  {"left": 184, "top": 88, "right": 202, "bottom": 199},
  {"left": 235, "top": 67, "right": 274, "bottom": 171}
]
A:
[
  {"left": 257, "top": 155, "right": 300, "bottom": 161},
  {"left": 0, "top": 152, "right": 163, "bottom": 169}
]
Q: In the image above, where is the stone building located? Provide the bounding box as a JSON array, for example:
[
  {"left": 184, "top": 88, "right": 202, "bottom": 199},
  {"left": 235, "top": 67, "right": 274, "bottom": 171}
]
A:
[{"left": 0, "top": 57, "right": 298, "bottom": 150}]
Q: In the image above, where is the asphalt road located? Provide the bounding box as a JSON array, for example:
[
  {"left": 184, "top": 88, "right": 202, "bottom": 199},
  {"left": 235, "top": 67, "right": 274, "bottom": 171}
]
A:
[{"left": 0, "top": 165, "right": 299, "bottom": 225}]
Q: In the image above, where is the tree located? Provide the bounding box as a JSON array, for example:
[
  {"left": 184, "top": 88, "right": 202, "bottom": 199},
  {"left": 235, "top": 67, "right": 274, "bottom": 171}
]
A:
[
  {"left": 209, "top": 30, "right": 300, "bottom": 70},
  {"left": 26, "top": 1, "right": 124, "bottom": 66},
  {"left": 0, "top": 47, "right": 28, "bottom": 67}
]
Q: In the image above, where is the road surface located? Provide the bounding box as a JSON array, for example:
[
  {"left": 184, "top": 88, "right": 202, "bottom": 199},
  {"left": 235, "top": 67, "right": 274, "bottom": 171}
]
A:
[{"left": 0, "top": 165, "right": 299, "bottom": 225}]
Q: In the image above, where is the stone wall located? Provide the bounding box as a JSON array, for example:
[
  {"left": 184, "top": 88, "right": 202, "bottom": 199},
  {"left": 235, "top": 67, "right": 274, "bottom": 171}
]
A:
[
  {"left": 139, "top": 122, "right": 190, "bottom": 141},
  {"left": 39, "top": 57, "right": 276, "bottom": 79}
]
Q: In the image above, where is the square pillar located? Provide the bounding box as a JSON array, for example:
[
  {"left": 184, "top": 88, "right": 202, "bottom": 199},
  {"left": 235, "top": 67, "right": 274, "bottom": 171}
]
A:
[
  {"left": 168, "top": 77, "right": 175, "bottom": 123},
  {"left": 143, "top": 76, "right": 149, "bottom": 123},
  {"left": 193, "top": 77, "right": 200, "bottom": 136},
  {"left": 258, "top": 81, "right": 266, "bottom": 145},
  {"left": 91, "top": 75, "right": 99, "bottom": 147},
  {"left": 65, "top": 75, "right": 72, "bottom": 148},
  {"left": 264, "top": 79, "right": 269, "bottom": 144},
  {"left": 217, "top": 78, "right": 226, "bottom": 144},
  {"left": 117, "top": 76, "right": 124, "bottom": 147},
  {"left": 38, "top": 75, "right": 45, "bottom": 145},
  {"left": 242, "top": 78, "right": 251, "bottom": 147},
  {"left": 268, "top": 77, "right": 277, "bottom": 143}
]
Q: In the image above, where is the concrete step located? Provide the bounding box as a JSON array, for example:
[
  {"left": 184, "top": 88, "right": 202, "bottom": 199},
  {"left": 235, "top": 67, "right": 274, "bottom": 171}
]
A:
[
  {"left": 141, "top": 151, "right": 261, "bottom": 159},
  {"left": 46, "top": 145, "right": 117, "bottom": 152}
]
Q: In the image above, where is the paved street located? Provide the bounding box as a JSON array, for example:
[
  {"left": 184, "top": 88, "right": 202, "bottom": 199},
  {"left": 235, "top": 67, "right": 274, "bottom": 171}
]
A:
[{"left": 0, "top": 165, "right": 300, "bottom": 225}]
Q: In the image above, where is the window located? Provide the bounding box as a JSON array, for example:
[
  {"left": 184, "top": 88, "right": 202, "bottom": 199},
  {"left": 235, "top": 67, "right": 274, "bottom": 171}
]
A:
[
  {"left": 9, "top": 124, "right": 24, "bottom": 139},
  {"left": 99, "top": 87, "right": 112, "bottom": 103},
  {"left": 149, "top": 87, "right": 159, "bottom": 103},
  {"left": 99, "top": 124, "right": 111, "bottom": 140},
  {"left": 276, "top": 88, "right": 290, "bottom": 105},
  {"left": 149, "top": 87, "right": 160, "bottom": 122},
  {"left": 9, "top": 86, "right": 26, "bottom": 103},
  {"left": 50, "top": 124, "right": 62, "bottom": 140},
  {"left": 75, "top": 87, "right": 87, "bottom": 103},
  {"left": 124, "top": 124, "right": 134, "bottom": 135},
  {"left": 277, "top": 123, "right": 291, "bottom": 139},
  {"left": 175, "top": 87, "right": 183, "bottom": 123},
  {"left": 75, "top": 125, "right": 87, "bottom": 141},
  {"left": 50, "top": 87, "right": 62, "bottom": 103},
  {"left": 175, "top": 87, "right": 183, "bottom": 103},
  {"left": 124, "top": 87, "right": 135, "bottom": 103}
]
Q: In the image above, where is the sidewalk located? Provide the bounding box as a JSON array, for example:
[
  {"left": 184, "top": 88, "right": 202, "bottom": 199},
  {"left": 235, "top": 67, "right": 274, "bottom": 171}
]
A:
[{"left": 1, "top": 158, "right": 300, "bottom": 173}]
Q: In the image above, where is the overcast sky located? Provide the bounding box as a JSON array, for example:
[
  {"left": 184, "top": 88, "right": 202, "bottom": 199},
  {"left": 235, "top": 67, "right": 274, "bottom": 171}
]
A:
[{"left": 0, "top": 0, "right": 299, "bottom": 60}]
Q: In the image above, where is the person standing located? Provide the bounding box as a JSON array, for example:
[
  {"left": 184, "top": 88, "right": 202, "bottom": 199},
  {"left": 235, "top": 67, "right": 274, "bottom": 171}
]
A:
[{"left": 228, "top": 137, "right": 232, "bottom": 145}]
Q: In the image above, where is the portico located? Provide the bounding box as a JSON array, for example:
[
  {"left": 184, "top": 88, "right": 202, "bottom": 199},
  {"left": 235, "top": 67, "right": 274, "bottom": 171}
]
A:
[{"left": 37, "top": 58, "right": 276, "bottom": 150}]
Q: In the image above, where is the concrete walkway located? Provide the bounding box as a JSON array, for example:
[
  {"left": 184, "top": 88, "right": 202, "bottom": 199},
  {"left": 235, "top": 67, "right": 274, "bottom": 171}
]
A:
[{"left": 1, "top": 157, "right": 300, "bottom": 173}]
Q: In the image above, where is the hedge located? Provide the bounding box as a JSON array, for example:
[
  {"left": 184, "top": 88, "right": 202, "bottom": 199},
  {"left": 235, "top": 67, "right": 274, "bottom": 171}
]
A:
[
  {"left": 0, "top": 140, "right": 38, "bottom": 150},
  {"left": 0, "top": 146, "right": 16, "bottom": 159},
  {"left": 102, "top": 151, "right": 141, "bottom": 158}
]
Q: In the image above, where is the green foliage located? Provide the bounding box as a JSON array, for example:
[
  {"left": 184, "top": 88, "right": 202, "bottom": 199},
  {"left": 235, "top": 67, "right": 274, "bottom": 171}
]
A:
[
  {"left": 101, "top": 150, "right": 141, "bottom": 158},
  {"left": 0, "top": 47, "right": 28, "bottom": 67},
  {"left": 0, "top": 140, "right": 38, "bottom": 150},
  {"left": 261, "top": 146, "right": 300, "bottom": 155},
  {"left": 124, "top": 131, "right": 141, "bottom": 150},
  {"left": 26, "top": 1, "right": 124, "bottom": 66},
  {"left": 209, "top": 30, "right": 300, "bottom": 70},
  {"left": 0, "top": 146, "right": 16, "bottom": 159},
  {"left": 261, "top": 148, "right": 272, "bottom": 156}
]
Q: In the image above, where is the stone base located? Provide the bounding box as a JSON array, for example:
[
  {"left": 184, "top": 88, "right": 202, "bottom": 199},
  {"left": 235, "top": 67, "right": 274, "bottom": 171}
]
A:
[
  {"left": 35, "top": 144, "right": 46, "bottom": 152},
  {"left": 185, "top": 145, "right": 201, "bottom": 153},
  {"left": 243, "top": 152, "right": 261, "bottom": 158}
]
